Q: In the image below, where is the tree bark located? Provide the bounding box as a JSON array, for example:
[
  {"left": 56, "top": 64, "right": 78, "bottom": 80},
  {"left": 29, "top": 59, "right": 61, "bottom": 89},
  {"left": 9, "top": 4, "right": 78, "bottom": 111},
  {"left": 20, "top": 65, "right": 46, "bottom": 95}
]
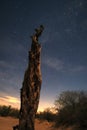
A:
[{"left": 19, "top": 25, "right": 44, "bottom": 130}]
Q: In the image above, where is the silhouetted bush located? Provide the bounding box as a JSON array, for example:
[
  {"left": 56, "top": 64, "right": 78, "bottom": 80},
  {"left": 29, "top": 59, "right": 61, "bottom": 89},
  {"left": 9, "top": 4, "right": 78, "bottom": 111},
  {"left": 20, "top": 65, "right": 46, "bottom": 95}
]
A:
[
  {"left": 36, "top": 108, "right": 56, "bottom": 122},
  {"left": 0, "top": 105, "right": 19, "bottom": 118},
  {"left": 0, "top": 105, "right": 11, "bottom": 116},
  {"left": 54, "top": 91, "right": 87, "bottom": 129}
]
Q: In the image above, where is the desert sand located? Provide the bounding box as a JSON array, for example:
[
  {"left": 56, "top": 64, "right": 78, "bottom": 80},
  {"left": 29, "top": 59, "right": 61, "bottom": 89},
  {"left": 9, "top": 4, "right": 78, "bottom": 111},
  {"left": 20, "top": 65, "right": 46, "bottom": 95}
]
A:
[
  {"left": 0, "top": 116, "right": 54, "bottom": 130},
  {"left": 0, "top": 116, "right": 73, "bottom": 130}
]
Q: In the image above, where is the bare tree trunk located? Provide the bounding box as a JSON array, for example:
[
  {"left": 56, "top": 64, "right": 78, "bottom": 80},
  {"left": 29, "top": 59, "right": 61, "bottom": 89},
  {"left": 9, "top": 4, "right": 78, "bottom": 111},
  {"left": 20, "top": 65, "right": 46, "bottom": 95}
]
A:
[{"left": 19, "top": 25, "right": 44, "bottom": 130}]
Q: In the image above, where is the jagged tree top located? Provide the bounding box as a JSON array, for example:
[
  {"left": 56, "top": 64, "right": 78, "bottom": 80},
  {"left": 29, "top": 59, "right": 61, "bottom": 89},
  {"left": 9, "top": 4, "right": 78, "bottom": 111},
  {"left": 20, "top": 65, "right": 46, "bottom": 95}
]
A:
[{"left": 31, "top": 25, "right": 44, "bottom": 44}]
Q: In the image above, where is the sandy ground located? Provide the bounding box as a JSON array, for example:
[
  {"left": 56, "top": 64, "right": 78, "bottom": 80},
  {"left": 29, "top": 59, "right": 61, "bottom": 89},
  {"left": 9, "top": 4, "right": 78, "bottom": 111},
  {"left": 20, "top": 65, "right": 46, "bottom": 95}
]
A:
[
  {"left": 0, "top": 116, "right": 73, "bottom": 130},
  {"left": 0, "top": 116, "right": 54, "bottom": 130},
  {"left": 0, "top": 116, "right": 18, "bottom": 130}
]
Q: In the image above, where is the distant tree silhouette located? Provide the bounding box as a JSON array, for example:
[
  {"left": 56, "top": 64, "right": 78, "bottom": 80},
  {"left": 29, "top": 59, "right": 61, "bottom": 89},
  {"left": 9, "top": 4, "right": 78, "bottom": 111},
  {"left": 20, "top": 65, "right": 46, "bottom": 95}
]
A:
[{"left": 0, "top": 105, "right": 19, "bottom": 118}]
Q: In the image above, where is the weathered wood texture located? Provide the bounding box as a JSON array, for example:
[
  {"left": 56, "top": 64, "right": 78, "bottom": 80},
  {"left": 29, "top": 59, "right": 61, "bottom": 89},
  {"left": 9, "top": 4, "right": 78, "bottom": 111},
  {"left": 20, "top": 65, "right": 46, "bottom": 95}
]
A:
[{"left": 19, "top": 25, "right": 44, "bottom": 130}]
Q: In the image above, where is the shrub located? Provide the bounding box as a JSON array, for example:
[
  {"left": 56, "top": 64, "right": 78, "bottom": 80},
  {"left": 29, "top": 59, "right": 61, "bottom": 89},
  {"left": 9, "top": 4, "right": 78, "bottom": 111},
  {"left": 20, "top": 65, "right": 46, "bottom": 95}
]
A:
[
  {"left": 36, "top": 108, "right": 56, "bottom": 122},
  {"left": 54, "top": 91, "right": 87, "bottom": 129},
  {"left": 0, "top": 105, "right": 19, "bottom": 118}
]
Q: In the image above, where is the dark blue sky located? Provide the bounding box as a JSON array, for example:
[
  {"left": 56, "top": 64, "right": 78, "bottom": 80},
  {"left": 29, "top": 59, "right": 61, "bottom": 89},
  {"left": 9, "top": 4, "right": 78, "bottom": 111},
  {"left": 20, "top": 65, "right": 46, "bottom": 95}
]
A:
[{"left": 0, "top": 0, "right": 87, "bottom": 110}]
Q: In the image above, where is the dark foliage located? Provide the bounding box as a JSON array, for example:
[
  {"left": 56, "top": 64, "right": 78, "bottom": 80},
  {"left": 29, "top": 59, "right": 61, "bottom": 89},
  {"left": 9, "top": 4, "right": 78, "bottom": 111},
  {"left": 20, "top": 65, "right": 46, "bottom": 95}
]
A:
[
  {"left": 0, "top": 105, "right": 19, "bottom": 118},
  {"left": 54, "top": 91, "right": 87, "bottom": 129},
  {"left": 36, "top": 108, "right": 56, "bottom": 122}
]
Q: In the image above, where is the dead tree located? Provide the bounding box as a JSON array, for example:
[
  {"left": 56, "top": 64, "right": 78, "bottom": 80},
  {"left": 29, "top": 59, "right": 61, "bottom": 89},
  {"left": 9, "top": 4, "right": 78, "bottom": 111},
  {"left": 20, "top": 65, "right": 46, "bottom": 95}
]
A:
[{"left": 19, "top": 25, "right": 44, "bottom": 130}]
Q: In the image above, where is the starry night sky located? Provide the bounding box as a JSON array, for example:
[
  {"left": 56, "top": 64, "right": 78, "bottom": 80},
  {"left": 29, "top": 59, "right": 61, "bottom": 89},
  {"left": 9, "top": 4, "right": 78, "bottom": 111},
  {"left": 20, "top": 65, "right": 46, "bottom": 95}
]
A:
[{"left": 0, "top": 0, "right": 87, "bottom": 111}]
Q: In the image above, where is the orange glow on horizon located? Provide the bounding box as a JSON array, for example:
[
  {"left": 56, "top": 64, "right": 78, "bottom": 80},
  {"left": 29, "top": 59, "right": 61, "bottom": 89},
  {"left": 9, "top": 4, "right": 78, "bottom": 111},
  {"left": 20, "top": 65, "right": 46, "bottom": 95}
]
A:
[
  {"left": 0, "top": 96, "right": 20, "bottom": 109},
  {"left": 5, "top": 96, "right": 20, "bottom": 104},
  {"left": 38, "top": 101, "right": 53, "bottom": 112},
  {"left": 0, "top": 95, "right": 53, "bottom": 112}
]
